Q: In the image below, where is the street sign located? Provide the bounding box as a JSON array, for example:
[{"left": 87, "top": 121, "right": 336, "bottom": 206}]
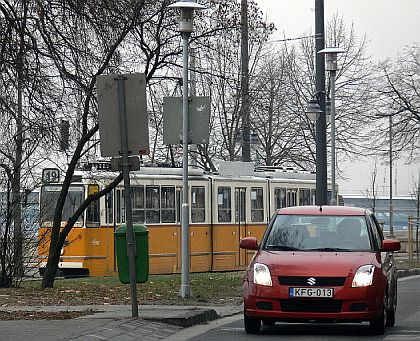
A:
[
  {"left": 97, "top": 73, "right": 149, "bottom": 157},
  {"left": 163, "top": 96, "right": 210, "bottom": 145}
]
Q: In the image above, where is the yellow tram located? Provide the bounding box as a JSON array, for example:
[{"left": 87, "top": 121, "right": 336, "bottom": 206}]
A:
[{"left": 38, "top": 162, "right": 333, "bottom": 277}]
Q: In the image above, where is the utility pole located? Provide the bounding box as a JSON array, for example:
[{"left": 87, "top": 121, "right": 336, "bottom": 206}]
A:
[
  {"left": 417, "top": 172, "right": 420, "bottom": 220},
  {"left": 315, "top": 0, "right": 328, "bottom": 205},
  {"left": 116, "top": 76, "right": 138, "bottom": 317},
  {"left": 389, "top": 115, "right": 394, "bottom": 238},
  {"left": 241, "top": 0, "right": 250, "bottom": 162},
  {"left": 190, "top": 48, "right": 198, "bottom": 167}
]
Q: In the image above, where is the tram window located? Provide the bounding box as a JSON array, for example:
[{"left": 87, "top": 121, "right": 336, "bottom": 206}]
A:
[
  {"left": 86, "top": 199, "right": 100, "bottom": 227},
  {"left": 105, "top": 191, "right": 113, "bottom": 224},
  {"left": 299, "top": 188, "right": 311, "bottom": 206},
  {"left": 40, "top": 185, "right": 84, "bottom": 226},
  {"left": 218, "top": 186, "right": 231, "bottom": 223},
  {"left": 86, "top": 185, "right": 100, "bottom": 227},
  {"left": 251, "top": 187, "right": 264, "bottom": 222},
  {"left": 274, "top": 188, "right": 287, "bottom": 210},
  {"left": 176, "top": 188, "right": 181, "bottom": 223},
  {"left": 161, "top": 186, "right": 175, "bottom": 223},
  {"left": 132, "top": 186, "right": 145, "bottom": 223},
  {"left": 311, "top": 189, "right": 316, "bottom": 205},
  {"left": 146, "top": 186, "right": 160, "bottom": 223},
  {"left": 287, "top": 189, "right": 297, "bottom": 207},
  {"left": 116, "top": 189, "right": 125, "bottom": 224},
  {"left": 191, "top": 186, "right": 205, "bottom": 223}
]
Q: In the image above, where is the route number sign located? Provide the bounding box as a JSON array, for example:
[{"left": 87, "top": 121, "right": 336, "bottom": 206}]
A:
[{"left": 42, "top": 168, "right": 60, "bottom": 183}]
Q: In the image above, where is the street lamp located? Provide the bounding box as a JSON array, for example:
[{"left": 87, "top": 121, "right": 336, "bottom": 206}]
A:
[
  {"left": 306, "top": 98, "right": 323, "bottom": 122},
  {"left": 318, "top": 47, "right": 345, "bottom": 205},
  {"left": 168, "top": 0, "right": 205, "bottom": 298}
]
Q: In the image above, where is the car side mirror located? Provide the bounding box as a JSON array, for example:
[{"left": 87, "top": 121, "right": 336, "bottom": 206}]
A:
[
  {"left": 240, "top": 237, "right": 258, "bottom": 250},
  {"left": 381, "top": 239, "right": 401, "bottom": 252}
]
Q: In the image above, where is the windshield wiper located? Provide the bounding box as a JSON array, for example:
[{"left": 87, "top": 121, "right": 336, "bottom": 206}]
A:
[
  {"left": 265, "top": 245, "right": 300, "bottom": 251},
  {"left": 307, "top": 247, "right": 351, "bottom": 252}
]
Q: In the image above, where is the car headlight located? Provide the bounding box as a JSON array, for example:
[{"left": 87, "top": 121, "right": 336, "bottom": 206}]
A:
[
  {"left": 352, "top": 265, "right": 375, "bottom": 287},
  {"left": 253, "top": 263, "right": 272, "bottom": 286}
]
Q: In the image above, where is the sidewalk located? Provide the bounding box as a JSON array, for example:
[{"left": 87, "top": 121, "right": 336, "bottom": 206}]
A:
[{"left": 0, "top": 304, "right": 242, "bottom": 341}]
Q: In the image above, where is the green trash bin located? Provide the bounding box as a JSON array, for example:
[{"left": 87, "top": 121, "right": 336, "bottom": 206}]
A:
[{"left": 114, "top": 224, "right": 149, "bottom": 284}]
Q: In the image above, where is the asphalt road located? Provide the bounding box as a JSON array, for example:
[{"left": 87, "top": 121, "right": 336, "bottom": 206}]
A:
[{"left": 170, "top": 275, "right": 420, "bottom": 341}]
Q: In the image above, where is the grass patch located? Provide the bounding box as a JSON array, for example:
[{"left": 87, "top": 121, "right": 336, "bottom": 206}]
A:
[
  {"left": 1, "top": 257, "right": 419, "bottom": 308},
  {"left": 0, "top": 271, "right": 243, "bottom": 307}
]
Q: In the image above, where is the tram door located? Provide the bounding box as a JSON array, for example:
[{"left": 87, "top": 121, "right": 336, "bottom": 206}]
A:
[{"left": 235, "top": 187, "right": 247, "bottom": 267}]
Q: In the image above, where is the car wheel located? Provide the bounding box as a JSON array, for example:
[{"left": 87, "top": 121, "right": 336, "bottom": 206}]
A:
[
  {"left": 370, "top": 299, "right": 386, "bottom": 335},
  {"left": 244, "top": 312, "right": 261, "bottom": 334},
  {"left": 386, "top": 283, "right": 397, "bottom": 327}
]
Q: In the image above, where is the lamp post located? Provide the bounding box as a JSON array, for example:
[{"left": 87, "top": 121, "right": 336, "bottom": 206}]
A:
[
  {"left": 306, "top": 98, "right": 331, "bottom": 205},
  {"left": 168, "top": 0, "right": 205, "bottom": 298},
  {"left": 314, "top": 0, "right": 327, "bottom": 206},
  {"left": 318, "top": 47, "right": 345, "bottom": 206}
]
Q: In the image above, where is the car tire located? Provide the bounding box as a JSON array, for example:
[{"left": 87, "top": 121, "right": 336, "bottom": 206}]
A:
[
  {"left": 386, "top": 283, "right": 397, "bottom": 327},
  {"left": 262, "top": 319, "right": 275, "bottom": 326},
  {"left": 370, "top": 301, "right": 386, "bottom": 335},
  {"left": 244, "top": 312, "right": 261, "bottom": 334}
]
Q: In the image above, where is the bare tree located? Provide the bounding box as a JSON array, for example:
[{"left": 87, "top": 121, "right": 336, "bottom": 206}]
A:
[
  {"left": 364, "top": 156, "right": 380, "bottom": 212},
  {"left": 192, "top": 0, "right": 274, "bottom": 163},
  {"left": 251, "top": 49, "right": 302, "bottom": 166},
  {"left": 35, "top": 0, "right": 147, "bottom": 288},
  {"left": 280, "top": 15, "right": 376, "bottom": 171},
  {"left": 373, "top": 44, "right": 420, "bottom": 163},
  {"left": 0, "top": 0, "right": 61, "bottom": 286}
]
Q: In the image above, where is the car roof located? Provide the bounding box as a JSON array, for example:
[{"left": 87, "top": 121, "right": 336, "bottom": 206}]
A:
[{"left": 276, "top": 206, "right": 370, "bottom": 216}]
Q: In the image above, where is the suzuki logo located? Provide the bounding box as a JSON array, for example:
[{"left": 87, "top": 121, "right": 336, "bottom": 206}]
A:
[{"left": 307, "top": 277, "right": 316, "bottom": 286}]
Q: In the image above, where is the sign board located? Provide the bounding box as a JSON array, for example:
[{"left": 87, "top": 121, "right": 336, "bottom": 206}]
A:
[
  {"left": 110, "top": 156, "right": 140, "bottom": 172},
  {"left": 42, "top": 168, "right": 60, "bottom": 183},
  {"left": 97, "top": 73, "right": 149, "bottom": 157},
  {"left": 163, "top": 96, "right": 210, "bottom": 145}
]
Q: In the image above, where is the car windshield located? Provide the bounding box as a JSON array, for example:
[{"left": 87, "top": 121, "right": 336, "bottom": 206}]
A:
[{"left": 263, "top": 214, "right": 372, "bottom": 251}]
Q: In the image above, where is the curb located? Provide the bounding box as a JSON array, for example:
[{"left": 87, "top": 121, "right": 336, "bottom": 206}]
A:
[
  {"left": 397, "top": 268, "right": 420, "bottom": 278},
  {"left": 145, "top": 308, "right": 220, "bottom": 328}
]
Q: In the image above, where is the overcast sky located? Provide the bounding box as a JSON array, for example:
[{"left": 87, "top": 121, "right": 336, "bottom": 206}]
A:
[{"left": 255, "top": 0, "right": 420, "bottom": 196}]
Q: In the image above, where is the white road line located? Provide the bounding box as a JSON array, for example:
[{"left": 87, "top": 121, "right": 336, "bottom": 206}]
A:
[{"left": 164, "top": 314, "right": 242, "bottom": 341}]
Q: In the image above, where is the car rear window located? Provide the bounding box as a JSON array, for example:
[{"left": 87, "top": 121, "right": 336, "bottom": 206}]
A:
[{"left": 263, "top": 215, "right": 372, "bottom": 251}]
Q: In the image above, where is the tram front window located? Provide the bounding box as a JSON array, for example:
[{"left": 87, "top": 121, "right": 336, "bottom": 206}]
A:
[{"left": 40, "top": 185, "right": 84, "bottom": 227}]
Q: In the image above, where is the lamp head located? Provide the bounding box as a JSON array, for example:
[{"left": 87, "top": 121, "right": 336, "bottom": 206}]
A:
[
  {"left": 168, "top": 1, "right": 206, "bottom": 33},
  {"left": 318, "top": 47, "right": 345, "bottom": 71},
  {"left": 305, "top": 98, "right": 323, "bottom": 122}
]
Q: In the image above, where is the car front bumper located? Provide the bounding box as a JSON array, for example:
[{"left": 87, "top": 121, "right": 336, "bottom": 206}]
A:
[{"left": 244, "top": 280, "right": 385, "bottom": 322}]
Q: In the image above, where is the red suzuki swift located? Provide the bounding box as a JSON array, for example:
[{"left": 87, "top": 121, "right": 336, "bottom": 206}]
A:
[{"left": 240, "top": 206, "right": 401, "bottom": 335}]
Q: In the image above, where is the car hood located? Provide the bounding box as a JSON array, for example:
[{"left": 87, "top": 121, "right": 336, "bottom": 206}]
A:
[{"left": 255, "top": 251, "right": 377, "bottom": 277}]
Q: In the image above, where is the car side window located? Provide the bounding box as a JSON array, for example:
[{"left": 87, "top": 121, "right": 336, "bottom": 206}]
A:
[{"left": 368, "top": 215, "right": 383, "bottom": 250}]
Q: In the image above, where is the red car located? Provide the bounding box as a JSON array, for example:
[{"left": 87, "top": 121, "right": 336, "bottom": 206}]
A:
[{"left": 240, "top": 206, "right": 401, "bottom": 335}]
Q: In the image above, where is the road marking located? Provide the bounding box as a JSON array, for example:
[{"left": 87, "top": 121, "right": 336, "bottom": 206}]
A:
[
  {"left": 165, "top": 314, "right": 242, "bottom": 341},
  {"left": 220, "top": 327, "right": 244, "bottom": 332}
]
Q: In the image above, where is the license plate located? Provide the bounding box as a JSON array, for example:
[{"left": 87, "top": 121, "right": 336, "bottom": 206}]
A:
[{"left": 289, "top": 287, "right": 334, "bottom": 298}]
